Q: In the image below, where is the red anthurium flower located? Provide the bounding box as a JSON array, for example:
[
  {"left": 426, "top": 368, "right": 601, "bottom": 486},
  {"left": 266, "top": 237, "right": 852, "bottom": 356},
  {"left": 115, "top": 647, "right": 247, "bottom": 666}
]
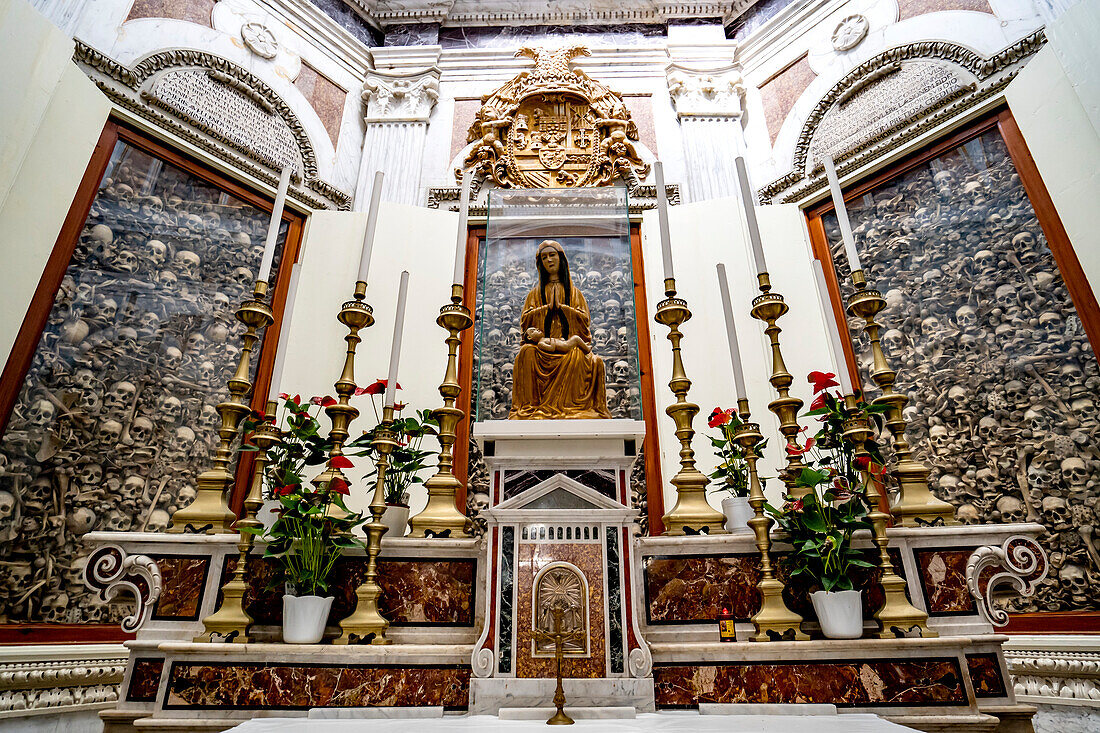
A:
[
  {"left": 329, "top": 455, "right": 354, "bottom": 469},
  {"left": 353, "top": 386, "right": 369, "bottom": 396},
  {"left": 309, "top": 396, "right": 322, "bottom": 405},
  {"left": 853, "top": 455, "right": 871, "bottom": 471},
  {"left": 329, "top": 477, "right": 350, "bottom": 495},
  {"left": 362, "top": 379, "right": 386, "bottom": 395},
  {"left": 292, "top": 394, "right": 301, "bottom": 405},
  {"left": 785, "top": 437, "right": 815, "bottom": 456},
  {"left": 278, "top": 392, "right": 289, "bottom": 400},
  {"left": 708, "top": 407, "right": 732, "bottom": 428},
  {"left": 810, "top": 392, "right": 828, "bottom": 411},
  {"left": 321, "top": 396, "right": 337, "bottom": 407},
  {"left": 273, "top": 483, "right": 299, "bottom": 497},
  {"left": 784, "top": 498, "right": 804, "bottom": 512},
  {"left": 394, "top": 401, "right": 407, "bottom": 411},
  {"left": 808, "top": 371, "right": 840, "bottom": 394}
]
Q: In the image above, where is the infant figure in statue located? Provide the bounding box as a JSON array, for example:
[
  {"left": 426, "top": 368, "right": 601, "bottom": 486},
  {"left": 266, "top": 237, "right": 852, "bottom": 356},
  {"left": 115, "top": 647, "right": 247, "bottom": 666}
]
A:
[{"left": 525, "top": 327, "right": 591, "bottom": 355}]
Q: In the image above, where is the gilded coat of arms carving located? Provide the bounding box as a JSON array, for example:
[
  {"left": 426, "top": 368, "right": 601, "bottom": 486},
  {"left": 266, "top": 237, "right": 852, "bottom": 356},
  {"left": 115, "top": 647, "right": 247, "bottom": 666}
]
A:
[{"left": 459, "top": 46, "right": 650, "bottom": 188}]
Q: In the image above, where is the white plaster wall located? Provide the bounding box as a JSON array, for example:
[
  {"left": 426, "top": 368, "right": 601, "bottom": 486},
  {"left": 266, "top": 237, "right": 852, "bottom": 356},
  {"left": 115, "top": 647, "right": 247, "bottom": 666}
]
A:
[
  {"left": 276, "top": 203, "right": 460, "bottom": 520},
  {"left": 642, "top": 200, "right": 839, "bottom": 511},
  {"left": 1005, "top": 7, "right": 1100, "bottom": 298},
  {"left": 0, "top": 0, "right": 111, "bottom": 367}
]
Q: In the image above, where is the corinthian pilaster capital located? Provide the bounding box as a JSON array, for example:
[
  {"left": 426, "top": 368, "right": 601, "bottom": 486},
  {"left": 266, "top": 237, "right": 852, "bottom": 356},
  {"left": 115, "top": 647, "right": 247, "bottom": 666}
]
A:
[
  {"left": 362, "top": 67, "right": 441, "bottom": 123},
  {"left": 666, "top": 63, "right": 746, "bottom": 120}
]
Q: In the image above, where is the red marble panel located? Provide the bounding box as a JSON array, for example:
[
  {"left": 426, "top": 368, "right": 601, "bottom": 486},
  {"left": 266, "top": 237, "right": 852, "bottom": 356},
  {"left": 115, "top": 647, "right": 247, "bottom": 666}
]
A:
[
  {"left": 165, "top": 662, "right": 470, "bottom": 709},
  {"left": 654, "top": 659, "right": 966, "bottom": 707},
  {"left": 126, "top": 0, "right": 216, "bottom": 26},
  {"left": 223, "top": 556, "right": 475, "bottom": 626},
  {"left": 515, "top": 542, "right": 605, "bottom": 679},
  {"left": 151, "top": 556, "right": 209, "bottom": 620},
  {"left": 758, "top": 54, "right": 816, "bottom": 146},
  {"left": 898, "top": 0, "right": 991, "bottom": 21},
  {"left": 294, "top": 62, "right": 347, "bottom": 148},
  {"left": 914, "top": 549, "right": 975, "bottom": 614},
  {"left": 966, "top": 653, "right": 1007, "bottom": 698},
  {"left": 126, "top": 658, "right": 164, "bottom": 702}
]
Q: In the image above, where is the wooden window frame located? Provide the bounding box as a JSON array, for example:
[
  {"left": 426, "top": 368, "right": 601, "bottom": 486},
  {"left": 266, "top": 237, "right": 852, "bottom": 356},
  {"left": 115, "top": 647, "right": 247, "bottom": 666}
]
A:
[
  {"left": 455, "top": 223, "right": 666, "bottom": 534},
  {"left": 0, "top": 119, "right": 305, "bottom": 643},
  {"left": 804, "top": 107, "right": 1100, "bottom": 634}
]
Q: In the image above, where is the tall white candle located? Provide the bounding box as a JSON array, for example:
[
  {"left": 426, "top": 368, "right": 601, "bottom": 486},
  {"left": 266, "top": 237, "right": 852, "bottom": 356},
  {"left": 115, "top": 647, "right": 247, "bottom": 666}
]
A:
[
  {"left": 812, "top": 259, "right": 856, "bottom": 396},
  {"left": 653, "top": 162, "right": 674, "bottom": 282},
  {"left": 258, "top": 166, "right": 292, "bottom": 283},
  {"left": 266, "top": 263, "right": 301, "bottom": 401},
  {"left": 358, "top": 170, "right": 384, "bottom": 284},
  {"left": 384, "top": 270, "right": 410, "bottom": 408},
  {"left": 453, "top": 169, "right": 472, "bottom": 286},
  {"left": 822, "top": 155, "right": 862, "bottom": 273},
  {"left": 716, "top": 263, "right": 748, "bottom": 402},
  {"left": 735, "top": 156, "right": 767, "bottom": 276}
]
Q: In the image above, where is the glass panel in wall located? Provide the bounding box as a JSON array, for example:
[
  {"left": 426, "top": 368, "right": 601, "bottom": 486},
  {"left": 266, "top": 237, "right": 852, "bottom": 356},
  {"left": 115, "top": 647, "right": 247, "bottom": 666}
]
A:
[
  {"left": 821, "top": 127, "right": 1099, "bottom": 613},
  {"left": 474, "top": 187, "right": 640, "bottom": 422},
  {"left": 0, "top": 138, "right": 289, "bottom": 624}
]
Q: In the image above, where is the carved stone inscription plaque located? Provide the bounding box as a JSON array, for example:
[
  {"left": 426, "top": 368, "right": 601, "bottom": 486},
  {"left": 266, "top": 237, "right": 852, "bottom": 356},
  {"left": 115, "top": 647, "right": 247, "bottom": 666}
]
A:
[
  {"left": 149, "top": 70, "right": 299, "bottom": 173},
  {"left": 809, "top": 61, "right": 967, "bottom": 169}
]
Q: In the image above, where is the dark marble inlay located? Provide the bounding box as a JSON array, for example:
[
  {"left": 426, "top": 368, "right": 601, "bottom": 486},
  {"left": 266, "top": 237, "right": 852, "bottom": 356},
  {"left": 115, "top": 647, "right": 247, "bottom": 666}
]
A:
[
  {"left": 384, "top": 23, "right": 440, "bottom": 46},
  {"left": 151, "top": 555, "right": 209, "bottom": 620},
  {"left": 220, "top": 556, "right": 475, "bottom": 626},
  {"left": 126, "top": 658, "right": 164, "bottom": 702},
  {"left": 499, "top": 526, "right": 515, "bottom": 675},
  {"left": 966, "top": 653, "right": 1007, "bottom": 698},
  {"left": 654, "top": 659, "right": 966, "bottom": 707},
  {"left": 606, "top": 526, "right": 624, "bottom": 674},
  {"left": 165, "top": 662, "right": 470, "bottom": 710},
  {"left": 914, "top": 549, "right": 976, "bottom": 615},
  {"left": 503, "top": 469, "right": 616, "bottom": 501}
]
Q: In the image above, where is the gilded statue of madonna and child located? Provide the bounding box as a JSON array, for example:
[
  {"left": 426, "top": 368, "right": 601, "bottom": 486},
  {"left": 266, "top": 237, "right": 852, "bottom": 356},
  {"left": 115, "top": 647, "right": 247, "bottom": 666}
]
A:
[{"left": 508, "top": 240, "right": 612, "bottom": 420}]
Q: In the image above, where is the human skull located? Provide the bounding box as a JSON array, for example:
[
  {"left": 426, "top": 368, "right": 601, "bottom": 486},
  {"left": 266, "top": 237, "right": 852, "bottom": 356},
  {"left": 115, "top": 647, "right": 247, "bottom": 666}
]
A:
[
  {"left": 921, "top": 316, "right": 942, "bottom": 340},
  {"left": 955, "top": 305, "right": 977, "bottom": 331},
  {"left": 1005, "top": 380, "right": 1026, "bottom": 408},
  {"left": 66, "top": 507, "right": 96, "bottom": 536},
  {"left": 0, "top": 490, "right": 14, "bottom": 522},
  {"left": 26, "top": 398, "right": 56, "bottom": 430},
  {"left": 882, "top": 329, "right": 904, "bottom": 353},
  {"left": 612, "top": 360, "right": 631, "bottom": 384},
  {"left": 1060, "top": 361, "right": 1086, "bottom": 393},
  {"left": 196, "top": 361, "right": 216, "bottom": 384},
  {"left": 974, "top": 249, "right": 996, "bottom": 275},
  {"left": 162, "top": 346, "right": 183, "bottom": 371},
  {"left": 173, "top": 427, "right": 197, "bottom": 456},
  {"left": 94, "top": 296, "right": 117, "bottom": 322},
  {"left": 146, "top": 509, "right": 171, "bottom": 532},
  {"left": 1061, "top": 563, "right": 1090, "bottom": 605},
  {"left": 488, "top": 271, "right": 506, "bottom": 289},
  {"left": 95, "top": 418, "right": 123, "bottom": 445},
  {"left": 146, "top": 239, "right": 168, "bottom": 267},
  {"left": 948, "top": 385, "right": 968, "bottom": 411},
  {"left": 929, "top": 424, "right": 950, "bottom": 453},
  {"left": 994, "top": 284, "right": 1018, "bottom": 312},
  {"left": 77, "top": 461, "right": 103, "bottom": 488},
  {"left": 593, "top": 328, "right": 611, "bottom": 351},
  {"left": 1029, "top": 462, "right": 1052, "bottom": 493},
  {"left": 977, "top": 415, "right": 999, "bottom": 441},
  {"left": 938, "top": 474, "right": 962, "bottom": 500},
  {"left": 976, "top": 467, "right": 998, "bottom": 496},
  {"left": 176, "top": 484, "right": 197, "bottom": 509},
  {"left": 103, "top": 380, "right": 136, "bottom": 416},
  {"left": 956, "top": 503, "right": 980, "bottom": 525},
  {"left": 157, "top": 395, "right": 182, "bottom": 424},
  {"left": 184, "top": 332, "right": 206, "bottom": 355},
  {"left": 1061, "top": 457, "right": 1088, "bottom": 489},
  {"left": 922, "top": 268, "right": 944, "bottom": 289},
  {"left": 230, "top": 267, "right": 254, "bottom": 287},
  {"left": 105, "top": 510, "right": 132, "bottom": 532},
  {"left": 121, "top": 475, "right": 146, "bottom": 501},
  {"left": 1012, "top": 231, "right": 1037, "bottom": 251},
  {"left": 1024, "top": 407, "right": 1048, "bottom": 435},
  {"left": 174, "top": 250, "right": 201, "bottom": 280},
  {"left": 113, "top": 249, "right": 138, "bottom": 274},
  {"left": 138, "top": 311, "right": 161, "bottom": 339},
  {"left": 995, "top": 495, "right": 1025, "bottom": 524},
  {"left": 156, "top": 269, "right": 178, "bottom": 290},
  {"left": 41, "top": 591, "right": 71, "bottom": 623}
]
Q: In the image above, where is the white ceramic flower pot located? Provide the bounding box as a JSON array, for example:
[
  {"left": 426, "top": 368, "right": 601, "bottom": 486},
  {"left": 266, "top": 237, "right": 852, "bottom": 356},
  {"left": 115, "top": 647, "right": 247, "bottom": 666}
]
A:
[
  {"left": 810, "top": 589, "right": 863, "bottom": 639},
  {"left": 282, "top": 594, "right": 333, "bottom": 644},
  {"left": 721, "top": 496, "right": 753, "bottom": 534},
  {"left": 381, "top": 505, "right": 410, "bottom": 537}
]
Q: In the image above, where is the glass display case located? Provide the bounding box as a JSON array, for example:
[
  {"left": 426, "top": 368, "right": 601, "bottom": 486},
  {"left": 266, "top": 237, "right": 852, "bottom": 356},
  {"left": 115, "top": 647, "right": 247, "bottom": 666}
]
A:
[{"left": 473, "top": 187, "right": 641, "bottom": 422}]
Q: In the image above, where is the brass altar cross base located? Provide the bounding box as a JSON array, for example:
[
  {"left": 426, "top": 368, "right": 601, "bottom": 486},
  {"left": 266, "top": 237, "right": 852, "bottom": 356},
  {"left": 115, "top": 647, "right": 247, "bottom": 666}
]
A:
[
  {"left": 845, "top": 270, "right": 954, "bottom": 527},
  {"left": 197, "top": 403, "right": 282, "bottom": 643},
  {"left": 733, "top": 411, "right": 807, "bottom": 642},
  {"left": 841, "top": 404, "right": 935, "bottom": 639},
  {"left": 335, "top": 408, "right": 396, "bottom": 645},
  {"left": 409, "top": 286, "right": 473, "bottom": 538},
  {"left": 170, "top": 280, "right": 273, "bottom": 534},
  {"left": 749, "top": 274, "right": 809, "bottom": 500},
  {"left": 654, "top": 281, "right": 727, "bottom": 535}
]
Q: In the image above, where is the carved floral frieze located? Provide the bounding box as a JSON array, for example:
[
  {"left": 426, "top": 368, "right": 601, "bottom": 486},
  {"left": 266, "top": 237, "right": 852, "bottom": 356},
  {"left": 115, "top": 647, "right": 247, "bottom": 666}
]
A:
[
  {"left": 666, "top": 63, "right": 746, "bottom": 120},
  {"left": 362, "top": 68, "right": 441, "bottom": 122}
]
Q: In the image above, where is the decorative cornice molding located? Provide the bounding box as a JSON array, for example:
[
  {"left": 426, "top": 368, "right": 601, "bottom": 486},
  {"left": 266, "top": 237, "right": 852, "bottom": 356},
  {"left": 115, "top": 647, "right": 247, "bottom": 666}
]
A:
[
  {"left": 356, "top": 1, "right": 756, "bottom": 27},
  {"left": 73, "top": 41, "right": 353, "bottom": 211},
  {"left": 758, "top": 30, "right": 1047, "bottom": 205},
  {"left": 666, "top": 62, "right": 746, "bottom": 119},
  {"left": 363, "top": 67, "right": 441, "bottom": 122},
  {"left": 426, "top": 182, "right": 680, "bottom": 214},
  {"left": 0, "top": 645, "right": 127, "bottom": 717},
  {"left": 1006, "top": 641, "right": 1100, "bottom": 707}
]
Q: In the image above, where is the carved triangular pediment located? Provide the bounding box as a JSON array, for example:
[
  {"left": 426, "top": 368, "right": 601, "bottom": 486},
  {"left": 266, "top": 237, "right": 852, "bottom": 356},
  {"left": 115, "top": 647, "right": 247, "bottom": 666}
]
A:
[{"left": 494, "top": 473, "right": 627, "bottom": 512}]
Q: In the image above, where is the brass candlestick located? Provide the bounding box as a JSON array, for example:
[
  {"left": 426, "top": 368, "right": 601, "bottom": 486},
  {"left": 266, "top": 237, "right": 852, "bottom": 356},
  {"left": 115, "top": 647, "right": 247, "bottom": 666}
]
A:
[
  {"left": 170, "top": 280, "right": 274, "bottom": 534},
  {"left": 842, "top": 394, "right": 935, "bottom": 638},
  {"left": 312, "top": 281, "right": 374, "bottom": 494},
  {"left": 654, "top": 278, "right": 728, "bottom": 535},
  {"left": 196, "top": 401, "right": 281, "bottom": 642},
  {"left": 734, "top": 398, "right": 807, "bottom": 642},
  {"left": 334, "top": 404, "right": 395, "bottom": 645},
  {"left": 533, "top": 605, "right": 583, "bottom": 726},
  {"left": 845, "top": 270, "right": 954, "bottom": 526},
  {"left": 409, "top": 284, "right": 472, "bottom": 538},
  {"left": 750, "top": 273, "right": 809, "bottom": 497}
]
